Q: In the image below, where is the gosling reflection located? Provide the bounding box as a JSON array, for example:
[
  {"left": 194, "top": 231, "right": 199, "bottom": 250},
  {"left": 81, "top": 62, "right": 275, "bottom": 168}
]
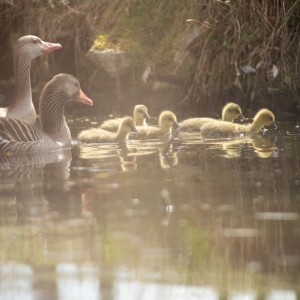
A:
[
  {"left": 119, "top": 149, "right": 137, "bottom": 172},
  {"left": 206, "top": 135, "right": 276, "bottom": 158},
  {"left": 159, "top": 151, "right": 178, "bottom": 168},
  {"left": 78, "top": 143, "right": 137, "bottom": 172}
]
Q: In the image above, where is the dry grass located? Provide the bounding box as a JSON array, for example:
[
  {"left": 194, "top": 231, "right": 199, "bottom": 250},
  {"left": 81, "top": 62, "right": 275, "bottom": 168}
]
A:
[{"left": 1, "top": 0, "right": 300, "bottom": 112}]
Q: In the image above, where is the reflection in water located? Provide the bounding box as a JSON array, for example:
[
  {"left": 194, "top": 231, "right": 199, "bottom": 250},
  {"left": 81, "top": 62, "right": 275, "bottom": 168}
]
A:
[
  {"left": 0, "top": 263, "right": 298, "bottom": 300},
  {"left": 0, "top": 149, "right": 72, "bottom": 225},
  {"left": 56, "top": 264, "right": 99, "bottom": 300},
  {"left": 0, "top": 264, "right": 34, "bottom": 300},
  {"left": 1, "top": 119, "right": 300, "bottom": 299}
]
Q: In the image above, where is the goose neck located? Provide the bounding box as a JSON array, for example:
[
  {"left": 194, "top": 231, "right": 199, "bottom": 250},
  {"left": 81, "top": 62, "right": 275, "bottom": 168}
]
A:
[
  {"left": 40, "top": 91, "right": 68, "bottom": 141},
  {"left": 12, "top": 53, "right": 31, "bottom": 106}
]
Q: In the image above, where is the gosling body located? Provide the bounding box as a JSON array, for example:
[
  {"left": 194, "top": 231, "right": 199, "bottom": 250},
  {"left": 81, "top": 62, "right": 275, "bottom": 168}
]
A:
[
  {"left": 130, "top": 110, "right": 177, "bottom": 139},
  {"left": 201, "top": 109, "right": 275, "bottom": 139},
  {"left": 78, "top": 116, "right": 136, "bottom": 143},
  {"left": 100, "top": 104, "right": 150, "bottom": 131},
  {"left": 180, "top": 102, "right": 244, "bottom": 132}
]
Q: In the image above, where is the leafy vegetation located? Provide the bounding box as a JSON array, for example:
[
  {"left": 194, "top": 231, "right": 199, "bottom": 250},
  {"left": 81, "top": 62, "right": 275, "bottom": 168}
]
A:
[{"left": 1, "top": 0, "right": 300, "bottom": 115}]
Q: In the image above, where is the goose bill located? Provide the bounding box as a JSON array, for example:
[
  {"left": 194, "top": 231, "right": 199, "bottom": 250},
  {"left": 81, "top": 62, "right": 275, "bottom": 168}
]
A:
[
  {"left": 42, "top": 42, "right": 62, "bottom": 53},
  {"left": 77, "top": 90, "right": 93, "bottom": 106}
]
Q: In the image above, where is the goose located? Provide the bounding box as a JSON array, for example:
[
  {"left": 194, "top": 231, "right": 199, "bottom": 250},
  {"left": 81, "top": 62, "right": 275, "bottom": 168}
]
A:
[
  {"left": 179, "top": 102, "right": 244, "bottom": 132},
  {"left": 129, "top": 110, "right": 178, "bottom": 139},
  {"left": 200, "top": 109, "right": 275, "bottom": 139},
  {"left": 78, "top": 116, "right": 137, "bottom": 143},
  {"left": 0, "top": 73, "right": 93, "bottom": 154},
  {"left": 0, "top": 35, "right": 62, "bottom": 125},
  {"left": 100, "top": 104, "right": 150, "bottom": 131}
]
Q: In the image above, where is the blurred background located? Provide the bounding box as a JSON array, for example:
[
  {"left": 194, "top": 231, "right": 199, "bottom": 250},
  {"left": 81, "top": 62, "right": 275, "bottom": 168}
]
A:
[{"left": 1, "top": 0, "right": 300, "bottom": 120}]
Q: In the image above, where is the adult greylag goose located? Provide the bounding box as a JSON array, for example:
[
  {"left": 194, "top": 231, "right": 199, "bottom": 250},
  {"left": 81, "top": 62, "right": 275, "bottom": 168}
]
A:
[
  {"left": 100, "top": 104, "right": 150, "bottom": 131},
  {"left": 0, "top": 35, "right": 62, "bottom": 125},
  {"left": 0, "top": 73, "right": 93, "bottom": 154},
  {"left": 179, "top": 102, "right": 244, "bottom": 132},
  {"left": 201, "top": 109, "right": 275, "bottom": 139},
  {"left": 129, "top": 110, "right": 178, "bottom": 139},
  {"left": 78, "top": 116, "right": 136, "bottom": 143}
]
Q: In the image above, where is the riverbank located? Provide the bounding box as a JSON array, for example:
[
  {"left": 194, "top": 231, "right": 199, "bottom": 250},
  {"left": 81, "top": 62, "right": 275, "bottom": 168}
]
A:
[{"left": 1, "top": 0, "right": 300, "bottom": 119}]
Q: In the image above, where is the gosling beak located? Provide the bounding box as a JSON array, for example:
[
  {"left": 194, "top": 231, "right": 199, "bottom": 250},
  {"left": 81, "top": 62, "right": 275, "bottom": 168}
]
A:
[
  {"left": 144, "top": 112, "right": 150, "bottom": 120},
  {"left": 172, "top": 121, "right": 180, "bottom": 130},
  {"left": 237, "top": 114, "right": 254, "bottom": 124},
  {"left": 42, "top": 41, "right": 62, "bottom": 53},
  {"left": 235, "top": 113, "right": 246, "bottom": 123},
  {"left": 77, "top": 89, "right": 93, "bottom": 106},
  {"left": 272, "top": 121, "right": 278, "bottom": 130}
]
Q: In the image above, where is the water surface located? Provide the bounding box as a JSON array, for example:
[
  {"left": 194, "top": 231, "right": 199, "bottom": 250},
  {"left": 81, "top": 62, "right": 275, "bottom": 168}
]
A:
[{"left": 1, "top": 118, "right": 300, "bottom": 299}]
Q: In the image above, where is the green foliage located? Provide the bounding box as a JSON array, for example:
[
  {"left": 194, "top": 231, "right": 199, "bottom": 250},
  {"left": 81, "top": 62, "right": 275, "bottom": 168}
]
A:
[
  {"left": 183, "top": 224, "right": 213, "bottom": 266},
  {"left": 3, "top": 0, "right": 300, "bottom": 111},
  {"left": 92, "top": 35, "right": 118, "bottom": 50}
]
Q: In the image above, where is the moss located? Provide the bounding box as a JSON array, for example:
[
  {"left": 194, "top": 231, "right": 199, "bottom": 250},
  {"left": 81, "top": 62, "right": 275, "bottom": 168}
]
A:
[{"left": 92, "top": 34, "right": 118, "bottom": 50}]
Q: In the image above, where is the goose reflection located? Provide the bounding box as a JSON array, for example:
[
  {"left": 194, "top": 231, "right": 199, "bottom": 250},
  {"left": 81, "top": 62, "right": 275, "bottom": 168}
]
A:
[{"left": 0, "top": 149, "right": 72, "bottom": 224}]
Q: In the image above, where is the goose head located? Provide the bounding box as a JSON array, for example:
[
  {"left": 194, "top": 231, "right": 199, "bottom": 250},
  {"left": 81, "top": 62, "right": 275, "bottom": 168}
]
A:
[
  {"left": 49, "top": 73, "right": 93, "bottom": 105},
  {"left": 252, "top": 109, "right": 275, "bottom": 131},
  {"left": 40, "top": 74, "right": 93, "bottom": 139},
  {"left": 159, "top": 111, "right": 178, "bottom": 132},
  {"left": 14, "top": 35, "right": 62, "bottom": 61},
  {"left": 119, "top": 116, "right": 137, "bottom": 134},
  {"left": 133, "top": 104, "right": 150, "bottom": 124},
  {"left": 40, "top": 73, "right": 93, "bottom": 117},
  {"left": 222, "top": 102, "right": 244, "bottom": 122}
]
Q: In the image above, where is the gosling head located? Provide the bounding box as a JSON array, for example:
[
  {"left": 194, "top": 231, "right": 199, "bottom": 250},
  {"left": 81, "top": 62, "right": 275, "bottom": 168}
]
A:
[
  {"left": 159, "top": 111, "right": 178, "bottom": 132},
  {"left": 14, "top": 35, "right": 62, "bottom": 61},
  {"left": 133, "top": 104, "right": 150, "bottom": 124},
  {"left": 119, "top": 116, "right": 137, "bottom": 134},
  {"left": 222, "top": 102, "right": 244, "bottom": 122},
  {"left": 253, "top": 108, "right": 275, "bottom": 132}
]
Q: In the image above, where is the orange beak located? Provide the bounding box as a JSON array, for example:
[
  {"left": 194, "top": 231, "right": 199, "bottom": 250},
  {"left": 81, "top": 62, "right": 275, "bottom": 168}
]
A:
[{"left": 77, "top": 89, "right": 93, "bottom": 106}]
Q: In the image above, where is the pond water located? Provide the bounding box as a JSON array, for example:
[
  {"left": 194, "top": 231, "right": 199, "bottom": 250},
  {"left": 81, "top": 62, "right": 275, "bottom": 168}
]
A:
[{"left": 1, "top": 117, "right": 300, "bottom": 300}]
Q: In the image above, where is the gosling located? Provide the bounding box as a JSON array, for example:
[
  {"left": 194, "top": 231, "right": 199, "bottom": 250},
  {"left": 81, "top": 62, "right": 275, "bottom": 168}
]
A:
[
  {"left": 201, "top": 108, "right": 275, "bottom": 139},
  {"left": 130, "top": 110, "right": 178, "bottom": 139},
  {"left": 78, "top": 116, "right": 137, "bottom": 143},
  {"left": 100, "top": 104, "right": 150, "bottom": 131},
  {"left": 180, "top": 102, "right": 244, "bottom": 132}
]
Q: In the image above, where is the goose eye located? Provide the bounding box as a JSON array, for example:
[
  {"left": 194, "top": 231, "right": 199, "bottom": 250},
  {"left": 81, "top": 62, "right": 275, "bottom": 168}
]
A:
[{"left": 32, "top": 38, "right": 39, "bottom": 44}]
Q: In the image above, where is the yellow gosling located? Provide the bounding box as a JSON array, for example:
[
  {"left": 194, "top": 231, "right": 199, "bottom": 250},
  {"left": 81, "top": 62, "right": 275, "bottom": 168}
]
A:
[
  {"left": 180, "top": 102, "right": 244, "bottom": 132},
  {"left": 201, "top": 109, "right": 275, "bottom": 139},
  {"left": 100, "top": 104, "right": 150, "bottom": 131},
  {"left": 130, "top": 110, "right": 177, "bottom": 139},
  {"left": 78, "top": 116, "right": 136, "bottom": 143}
]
